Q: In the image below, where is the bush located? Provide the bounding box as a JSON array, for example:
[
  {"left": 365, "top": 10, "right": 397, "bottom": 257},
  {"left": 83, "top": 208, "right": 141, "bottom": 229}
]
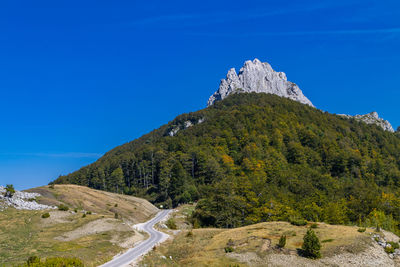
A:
[
  {"left": 74, "top": 208, "right": 78, "bottom": 213},
  {"left": 166, "top": 218, "right": 177, "bottom": 229},
  {"left": 58, "top": 204, "right": 69, "bottom": 211},
  {"left": 27, "top": 256, "right": 40, "bottom": 264},
  {"left": 321, "top": 239, "right": 334, "bottom": 243},
  {"left": 278, "top": 235, "right": 286, "bottom": 248},
  {"left": 388, "top": 241, "right": 399, "bottom": 250},
  {"left": 4, "top": 184, "right": 15, "bottom": 198},
  {"left": 310, "top": 223, "right": 318, "bottom": 229},
  {"left": 86, "top": 211, "right": 92, "bottom": 215},
  {"left": 357, "top": 227, "right": 366, "bottom": 233},
  {"left": 224, "top": 246, "right": 234, "bottom": 253},
  {"left": 41, "top": 213, "right": 50, "bottom": 219},
  {"left": 385, "top": 246, "right": 395, "bottom": 254},
  {"left": 114, "top": 203, "right": 118, "bottom": 207},
  {"left": 302, "top": 229, "right": 321, "bottom": 259},
  {"left": 25, "top": 256, "right": 83, "bottom": 267},
  {"left": 48, "top": 184, "right": 55, "bottom": 189},
  {"left": 290, "top": 218, "right": 307, "bottom": 226},
  {"left": 114, "top": 212, "right": 119, "bottom": 219},
  {"left": 82, "top": 213, "right": 86, "bottom": 218},
  {"left": 186, "top": 231, "right": 193, "bottom": 237}
]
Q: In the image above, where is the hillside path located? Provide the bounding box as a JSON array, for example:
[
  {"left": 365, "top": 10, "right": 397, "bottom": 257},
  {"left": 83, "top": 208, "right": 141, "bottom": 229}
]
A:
[{"left": 100, "top": 209, "right": 171, "bottom": 267}]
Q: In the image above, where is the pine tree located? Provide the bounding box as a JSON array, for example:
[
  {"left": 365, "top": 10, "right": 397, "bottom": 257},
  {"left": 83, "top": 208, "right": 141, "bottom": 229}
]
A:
[{"left": 302, "top": 229, "right": 321, "bottom": 259}]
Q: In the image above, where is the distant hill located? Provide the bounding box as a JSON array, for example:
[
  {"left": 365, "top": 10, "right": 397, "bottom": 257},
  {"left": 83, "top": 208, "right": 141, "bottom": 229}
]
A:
[{"left": 54, "top": 93, "right": 400, "bottom": 231}]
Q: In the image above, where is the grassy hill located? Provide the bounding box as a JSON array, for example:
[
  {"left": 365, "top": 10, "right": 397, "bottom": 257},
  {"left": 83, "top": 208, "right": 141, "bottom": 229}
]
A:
[
  {"left": 141, "top": 205, "right": 399, "bottom": 266},
  {"left": 53, "top": 93, "right": 400, "bottom": 232},
  {"left": 28, "top": 184, "right": 158, "bottom": 224},
  {"left": 0, "top": 184, "right": 158, "bottom": 266}
]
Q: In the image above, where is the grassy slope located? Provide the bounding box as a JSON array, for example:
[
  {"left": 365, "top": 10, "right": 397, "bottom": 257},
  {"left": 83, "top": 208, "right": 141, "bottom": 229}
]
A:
[
  {"left": 28, "top": 184, "right": 158, "bottom": 224},
  {"left": 141, "top": 205, "right": 381, "bottom": 267},
  {"left": 0, "top": 185, "right": 158, "bottom": 266}
]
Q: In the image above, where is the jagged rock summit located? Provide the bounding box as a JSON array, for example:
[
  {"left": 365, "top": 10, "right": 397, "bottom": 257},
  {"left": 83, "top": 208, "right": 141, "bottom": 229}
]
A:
[
  {"left": 207, "top": 58, "right": 314, "bottom": 107},
  {"left": 340, "top": 112, "right": 394, "bottom": 133}
]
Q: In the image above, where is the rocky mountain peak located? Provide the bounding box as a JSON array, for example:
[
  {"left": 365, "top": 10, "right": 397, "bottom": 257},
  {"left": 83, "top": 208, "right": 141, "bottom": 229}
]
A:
[{"left": 207, "top": 59, "right": 314, "bottom": 107}]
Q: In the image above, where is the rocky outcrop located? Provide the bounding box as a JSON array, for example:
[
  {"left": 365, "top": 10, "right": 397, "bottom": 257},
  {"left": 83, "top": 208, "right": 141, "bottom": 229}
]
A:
[
  {"left": 0, "top": 186, "right": 55, "bottom": 211},
  {"left": 167, "top": 118, "right": 205, "bottom": 137},
  {"left": 340, "top": 112, "right": 394, "bottom": 132},
  {"left": 207, "top": 59, "right": 314, "bottom": 107}
]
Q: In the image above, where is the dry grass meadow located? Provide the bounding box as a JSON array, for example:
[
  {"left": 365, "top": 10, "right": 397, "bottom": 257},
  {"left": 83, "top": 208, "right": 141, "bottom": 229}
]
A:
[
  {"left": 0, "top": 184, "right": 158, "bottom": 266},
  {"left": 141, "top": 205, "right": 383, "bottom": 267}
]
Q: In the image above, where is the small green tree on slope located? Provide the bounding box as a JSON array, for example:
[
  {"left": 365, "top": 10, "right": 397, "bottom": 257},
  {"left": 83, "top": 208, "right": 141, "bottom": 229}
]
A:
[
  {"left": 4, "top": 184, "right": 15, "bottom": 198},
  {"left": 302, "top": 229, "right": 321, "bottom": 259}
]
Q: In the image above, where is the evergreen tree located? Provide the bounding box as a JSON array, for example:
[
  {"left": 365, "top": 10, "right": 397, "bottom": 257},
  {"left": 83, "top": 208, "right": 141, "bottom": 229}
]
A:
[{"left": 302, "top": 229, "right": 321, "bottom": 259}]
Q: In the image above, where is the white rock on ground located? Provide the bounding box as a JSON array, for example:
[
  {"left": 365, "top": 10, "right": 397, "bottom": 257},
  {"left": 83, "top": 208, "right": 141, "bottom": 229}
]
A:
[
  {"left": 207, "top": 58, "right": 314, "bottom": 107},
  {"left": 0, "top": 186, "right": 55, "bottom": 210}
]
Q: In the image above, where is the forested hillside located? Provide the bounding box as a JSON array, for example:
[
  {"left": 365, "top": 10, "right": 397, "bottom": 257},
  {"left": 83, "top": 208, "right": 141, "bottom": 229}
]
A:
[{"left": 54, "top": 93, "right": 400, "bottom": 231}]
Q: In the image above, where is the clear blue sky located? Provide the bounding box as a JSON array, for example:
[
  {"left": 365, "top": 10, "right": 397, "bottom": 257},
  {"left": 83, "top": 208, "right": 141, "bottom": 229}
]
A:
[{"left": 0, "top": 0, "right": 399, "bottom": 189}]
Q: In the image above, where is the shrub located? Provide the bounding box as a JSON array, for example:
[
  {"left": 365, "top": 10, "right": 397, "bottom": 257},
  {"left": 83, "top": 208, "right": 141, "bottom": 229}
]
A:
[
  {"left": 186, "top": 231, "right": 193, "bottom": 237},
  {"left": 58, "top": 204, "right": 69, "bottom": 211},
  {"left": 41, "top": 213, "right": 50, "bottom": 219},
  {"left": 290, "top": 218, "right": 307, "bottom": 226},
  {"left": 82, "top": 213, "right": 86, "bottom": 218},
  {"left": 43, "top": 257, "right": 83, "bottom": 267},
  {"left": 25, "top": 256, "right": 83, "bottom": 267},
  {"left": 4, "top": 184, "right": 15, "bottom": 198},
  {"left": 385, "top": 246, "right": 395, "bottom": 254},
  {"left": 388, "top": 241, "right": 399, "bottom": 250},
  {"left": 166, "top": 218, "right": 177, "bottom": 229},
  {"left": 27, "top": 256, "right": 40, "bottom": 264},
  {"left": 302, "top": 229, "right": 321, "bottom": 259},
  {"left": 278, "top": 235, "right": 286, "bottom": 248},
  {"left": 114, "top": 203, "right": 118, "bottom": 207},
  {"left": 310, "top": 223, "right": 318, "bottom": 229},
  {"left": 48, "top": 184, "right": 55, "bottom": 189},
  {"left": 86, "top": 211, "right": 92, "bottom": 215},
  {"left": 224, "top": 246, "right": 234, "bottom": 253},
  {"left": 74, "top": 208, "right": 78, "bottom": 213},
  {"left": 357, "top": 227, "right": 366, "bottom": 232},
  {"left": 114, "top": 212, "right": 119, "bottom": 219},
  {"left": 321, "top": 239, "right": 334, "bottom": 243}
]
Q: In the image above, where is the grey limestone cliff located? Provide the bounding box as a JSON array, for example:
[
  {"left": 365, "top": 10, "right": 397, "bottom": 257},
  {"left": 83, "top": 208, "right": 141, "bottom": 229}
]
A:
[{"left": 207, "top": 58, "right": 314, "bottom": 107}]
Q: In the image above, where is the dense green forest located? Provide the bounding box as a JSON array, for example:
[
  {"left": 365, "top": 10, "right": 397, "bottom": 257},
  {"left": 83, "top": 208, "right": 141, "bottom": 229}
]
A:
[{"left": 54, "top": 93, "right": 400, "bottom": 231}]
